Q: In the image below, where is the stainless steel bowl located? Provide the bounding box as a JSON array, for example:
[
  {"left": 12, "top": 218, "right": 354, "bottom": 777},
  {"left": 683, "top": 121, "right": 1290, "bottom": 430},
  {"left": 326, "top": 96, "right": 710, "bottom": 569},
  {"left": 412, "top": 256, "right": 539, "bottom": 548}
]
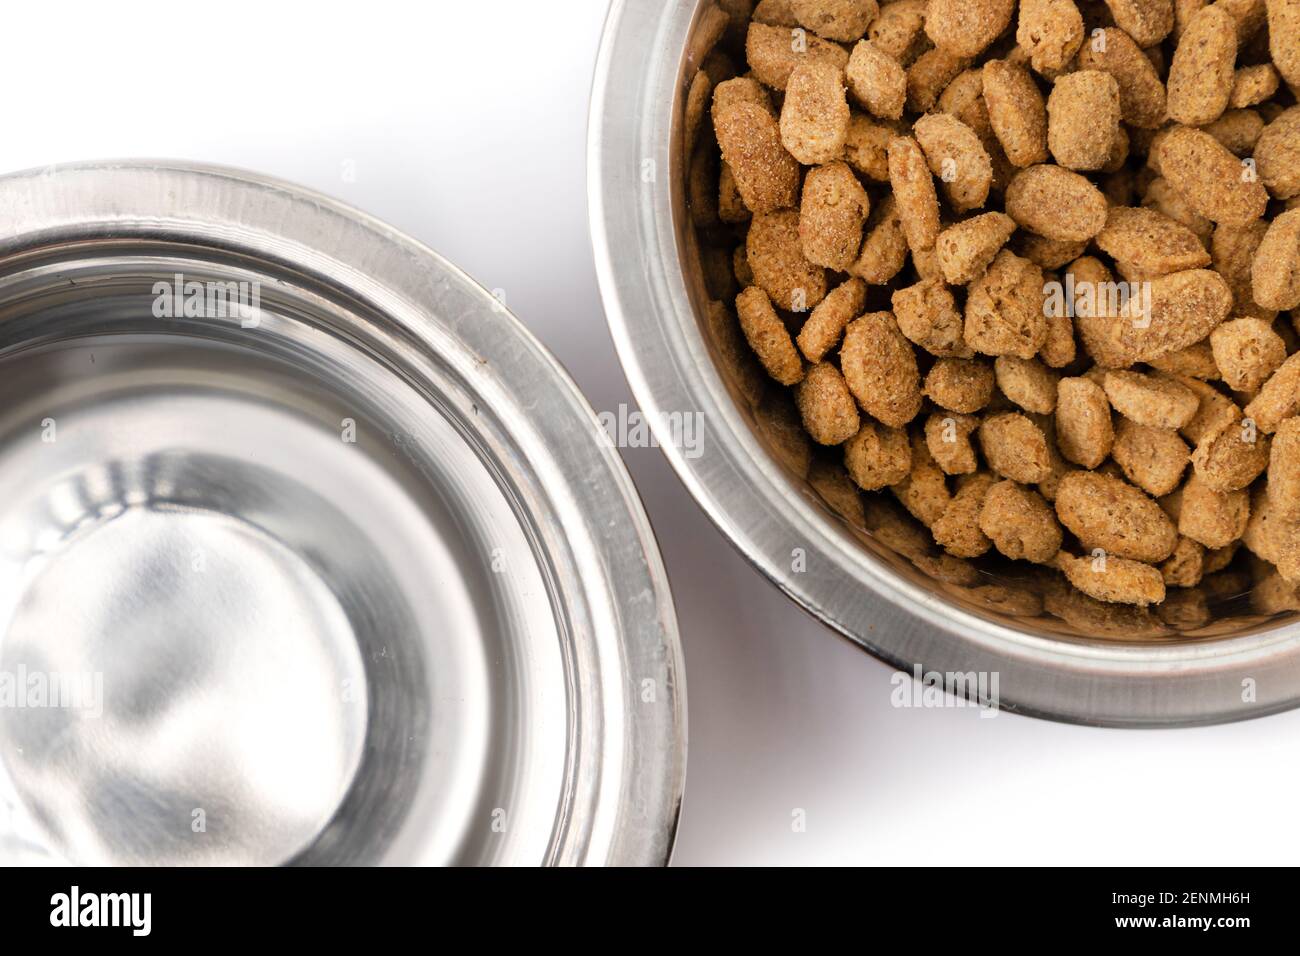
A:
[
  {"left": 588, "top": 0, "right": 1300, "bottom": 726},
  {"left": 0, "top": 161, "right": 685, "bottom": 865}
]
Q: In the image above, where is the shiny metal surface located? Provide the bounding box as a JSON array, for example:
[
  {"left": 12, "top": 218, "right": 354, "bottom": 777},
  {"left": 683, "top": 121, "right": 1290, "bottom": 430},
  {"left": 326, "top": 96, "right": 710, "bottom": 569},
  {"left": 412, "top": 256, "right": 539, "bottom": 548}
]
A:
[
  {"left": 587, "top": 0, "right": 1300, "bottom": 726},
  {"left": 0, "top": 161, "right": 685, "bottom": 864}
]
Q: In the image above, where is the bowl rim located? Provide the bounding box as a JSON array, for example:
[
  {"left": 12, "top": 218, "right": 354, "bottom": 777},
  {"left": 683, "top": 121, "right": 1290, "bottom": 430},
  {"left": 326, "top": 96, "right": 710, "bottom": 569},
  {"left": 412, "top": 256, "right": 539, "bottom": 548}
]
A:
[
  {"left": 587, "top": 0, "right": 1300, "bottom": 727},
  {"left": 0, "top": 158, "right": 687, "bottom": 863}
]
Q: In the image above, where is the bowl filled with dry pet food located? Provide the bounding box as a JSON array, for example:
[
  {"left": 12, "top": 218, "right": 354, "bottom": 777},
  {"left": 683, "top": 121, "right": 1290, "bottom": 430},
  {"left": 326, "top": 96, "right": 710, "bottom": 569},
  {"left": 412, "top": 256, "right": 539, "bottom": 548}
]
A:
[{"left": 589, "top": 0, "right": 1300, "bottom": 724}]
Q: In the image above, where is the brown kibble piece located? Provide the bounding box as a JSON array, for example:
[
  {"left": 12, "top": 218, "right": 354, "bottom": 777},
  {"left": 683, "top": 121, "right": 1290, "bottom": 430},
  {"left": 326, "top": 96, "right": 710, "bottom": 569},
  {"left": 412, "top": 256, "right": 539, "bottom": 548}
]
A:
[
  {"left": 797, "top": 277, "right": 866, "bottom": 362},
  {"left": 1102, "top": 370, "right": 1199, "bottom": 429},
  {"left": 913, "top": 112, "right": 993, "bottom": 213},
  {"left": 746, "top": 21, "right": 851, "bottom": 90},
  {"left": 1004, "top": 165, "right": 1109, "bottom": 241},
  {"left": 1076, "top": 27, "right": 1167, "bottom": 130},
  {"left": 1266, "top": 0, "right": 1300, "bottom": 88},
  {"left": 925, "top": 412, "right": 981, "bottom": 474},
  {"left": 840, "top": 311, "right": 923, "bottom": 426},
  {"left": 1251, "top": 207, "right": 1300, "bottom": 311},
  {"left": 1090, "top": 269, "right": 1234, "bottom": 367},
  {"left": 1141, "top": 177, "right": 1214, "bottom": 241},
  {"left": 1204, "top": 111, "right": 1263, "bottom": 161},
  {"left": 711, "top": 74, "right": 776, "bottom": 118},
  {"left": 1268, "top": 417, "right": 1300, "bottom": 518},
  {"left": 1102, "top": 0, "right": 1175, "bottom": 46},
  {"left": 1166, "top": 6, "right": 1238, "bottom": 126},
  {"left": 713, "top": 91, "right": 802, "bottom": 216},
  {"left": 938, "top": 68, "right": 995, "bottom": 140},
  {"left": 842, "top": 112, "right": 898, "bottom": 181},
  {"left": 892, "top": 431, "right": 953, "bottom": 524},
  {"left": 1203, "top": 541, "right": 1239, "bottom": 575},
  {"left": 747, "top": 209, "right": 829, "bottom": 311},
  {"left": 799, "top": 161, "right": 871, "bottom": 270},
  {"left": 964, "top": 250, "right": 1048, "bottom": 359},
  {"left": 1177, "top": 374, "right": 1241, "bottom": 445},
  {"left": 1160, "top": 536, "right": 1205, "bottom": 588},
  {"left": 845, "top": 419, "right": 913, "bottom": 489},
  {"left": 1229, "top": 64, "right": 1279, "bottom": 109},
  {"left": 797, "top": 361, "right": 862, "bottom": 443},
  {"left": 1055, "top": 471, "right": 1179, "bottom": 561},
  {"left": 979, "top": 480, "right": 1063, "bottom": 562},
  {"left": 925, "top": 0, "right": 1016, "bottom": 57},
  {"left": 905, "top": 48, "right": 970, "bottom": 114},
  {"left": 995, "top": 356, "right": 1059, "bottom": 414},
  {"left": 924, "top": 358, "right": 997, "bottom": 413},
  {"left": 1066, "top": 255, "right": 1130, "bottom": 368},
  {"left": 891, "top": 278, "right": 969, "bottom": 357},
  {"left": 1056, "top": 376, "right": 1116, "bottom": 468},
  {"left": 781, "top": 60, "right": 851, "bottom": 164},
  {"left": 1155, "top": 125, "right": 1269, "bottom": 225},
  {"left": 849, "top": 194, "right": 910, "bottom": 282},
  {"left": 1191, "top": 408, "right": 1270, "bottom": 491},
  {"left": 979, "top": 412, "right": 1054, "bottom": 483},
  {"left": 1014, "top": 234, "right": 1087, "bottom": 270},
  {"left": 1040, "top": 310, "right": 1078, "bottom": 368},
  {"left": 1214, "top": 0, "right": 1267, "bottom": 44},
  {"left": 1254, "top": 106, "right": 1300, "bottom": 201},
  {"left": 1057, "top": 550, "right": 1167, "bottom": 606},
  {"left": 935, "top": 213, "right": 1017, "bottom": 284},
  {"left": 1047, "top": 71, "right": 1122, "bottom": 171},
  {"left": 930, "top": 473, "right": 987, "bottom": 556},
  {"left": 982, "top": 60, "right": 1049, "bottom": 167},
  {"left": 1245, "top": 353, "right": 1300, "bottom": 433},
  {"left": 1179, "top": 473, "right": 1251, "bottom": 547},
  {"left": 1094, "top": 206, "right": 1211, "bottom": 277},
  {"left": 719, "top": 163, "right": 751, "bottom": 223},
  {"left": 1112, "top": 419, "right": 1190, "bottom": 496},
  {"left": 1209, "top": 317, "right": 1287, "bottom": 392},
  {"left": 1016, "top": 0, "right": 1085, "bottom": 74},
  {"left": 736, "top": 286, "right": 806, "bottom": 385},
  {"left": 932, "top": 473, "right": 999, "bottom": 556},
  {"left": 1244, "top": 484, "right": 1285, "bottom": 563},
  {"left": 790, "top": 0, "right": 880, "bottom": 41},
  {"left": 1148, "top": 341, "right": 1221, "bottom": 381},
  {"left": 887, "top": 135, "right": 941, "bottom": 253},
  {"left": 868, "top": 0, "right": 928, "bottom": 64},
  {"left": 845, "top": 39, "right": 906, "bottom": 119}
]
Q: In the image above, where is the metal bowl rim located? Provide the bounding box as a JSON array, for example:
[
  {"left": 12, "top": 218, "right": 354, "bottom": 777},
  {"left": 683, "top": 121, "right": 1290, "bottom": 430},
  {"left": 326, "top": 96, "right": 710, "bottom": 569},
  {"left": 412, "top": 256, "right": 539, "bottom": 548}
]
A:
[
  {"left": 586, "top": 0, "right": 1300, "bottom": 727},
  {"left": 0, "top": 157, "right": 687, "bottom": 863}
]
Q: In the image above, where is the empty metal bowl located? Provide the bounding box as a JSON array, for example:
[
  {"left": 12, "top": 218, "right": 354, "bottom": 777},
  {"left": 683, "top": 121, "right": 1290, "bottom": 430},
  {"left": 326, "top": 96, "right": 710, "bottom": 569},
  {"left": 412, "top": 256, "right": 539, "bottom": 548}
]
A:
[
  {"left": 0, "top": 161, "right": 685, "bottom": 865},
  {"left": 588, "top": 0, "right": 1300, "bottom": 726}
]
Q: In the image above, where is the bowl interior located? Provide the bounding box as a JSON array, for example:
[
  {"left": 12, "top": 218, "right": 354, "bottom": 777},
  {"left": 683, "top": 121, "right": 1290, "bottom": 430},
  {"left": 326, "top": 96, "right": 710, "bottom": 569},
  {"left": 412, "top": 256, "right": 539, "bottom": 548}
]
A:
[
  {"left": 672, "top": 7, "right": 1298, "bottom": 646},
  {"left": 0, "top": 245, "right": 569, "bottom": 864}
]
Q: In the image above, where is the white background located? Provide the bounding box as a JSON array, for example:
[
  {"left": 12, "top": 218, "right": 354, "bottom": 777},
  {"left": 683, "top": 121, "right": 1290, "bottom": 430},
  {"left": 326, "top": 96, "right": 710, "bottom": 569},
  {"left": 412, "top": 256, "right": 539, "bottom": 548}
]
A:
[{"left": 10, "top": 0, "right": 1299, "bottom": 865}]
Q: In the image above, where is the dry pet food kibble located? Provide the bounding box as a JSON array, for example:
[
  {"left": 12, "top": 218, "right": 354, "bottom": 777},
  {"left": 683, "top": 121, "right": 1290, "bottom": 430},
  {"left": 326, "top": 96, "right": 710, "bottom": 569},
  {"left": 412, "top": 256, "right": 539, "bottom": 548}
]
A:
[
  {"left": 800, "top": 160, "right": 871, "bottom": 269},
  {"left": 1047, "top": 71, "right": 1123, "bottom": 171},
  {"left": 781, "top": 60, "right": 852, "bottom": 164},
  {"left": 846, "top": 39, "right": 907, "bottom": 119},
  {"left": 689, "top": 0, "right": 1300, "bottom": 620}
]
